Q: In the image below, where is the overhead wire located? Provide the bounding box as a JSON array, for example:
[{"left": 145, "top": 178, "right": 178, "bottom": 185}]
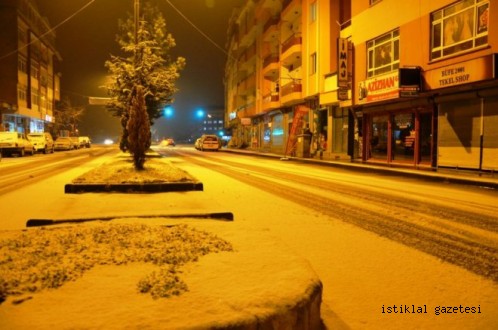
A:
[
  {"left": 163, "top": 0, "right": 234, "bottom": 60},
  {"left": 0, "top": 0, "right": 97, "bottom": 62}
]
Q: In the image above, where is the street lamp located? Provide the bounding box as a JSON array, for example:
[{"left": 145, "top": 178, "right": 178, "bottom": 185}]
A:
[
  {"left": 196, "top": 109, "right": 205, "bottom": 119},
  {"left": 164, "top": 106, "right": 174, "bottom": 118}
]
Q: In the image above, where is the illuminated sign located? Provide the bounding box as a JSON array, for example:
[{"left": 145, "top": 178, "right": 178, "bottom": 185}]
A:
[
  {"left": 338, "top": 38, "right": 349, "bottom": 88},
  {"left": 241, "top": 117, "right": 251, "bottom": 126},
  {"left": 358, "top": 71, "right": 399, "bottom": 104},
  {"left": 424, "top": 55, "right": 495, "bottom": 90}
]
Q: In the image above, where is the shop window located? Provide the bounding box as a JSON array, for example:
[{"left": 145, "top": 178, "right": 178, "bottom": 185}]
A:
[
  {"left": 366, "top": 30, "right": 399, "bottom": 78},
  {"left": 370, "top": 115, "right": 389, "bottom": 159},
  {"left": 430, "top": 0, "right": 489, "bottom": 61},
  {"left": 393, "top": 113, "right": 415, "bottom": 161},
  {"left": 332, "top": 107, "right": 347, "bottom": 153}
]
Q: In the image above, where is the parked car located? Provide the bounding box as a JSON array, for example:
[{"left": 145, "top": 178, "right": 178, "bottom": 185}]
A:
[
  {"left": 70, "top": 137, "right": 80, "bottom": 149},
  {"left": 54, "top": 137, "right": 75, "bottom": 151},
  {"left": 27, "top": 132, "right": 54, "bottom": 154},
  {"left": 159, "top": 138, "right": 175, "bottom": 147},
  {"left": 0, "top": 132, "right": 35, "bottom": 156},
  {"left": 78, "top": 136, "right": 91, "bottom": 148},
  {"left": 194, "top": 138, "right": 202, "bottom": 150},
  {"left": 198, "top": 134, "right": 220, "bottom": 151}
]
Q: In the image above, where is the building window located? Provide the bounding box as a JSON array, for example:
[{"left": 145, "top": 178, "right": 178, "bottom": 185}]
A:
[
  {"left": 367, "top": 29, "right": 399, "bottom": 78},
  {"left": 18, "top": 56, "right": 27, "bottom": 73},
  {"left": 31, "top": 63, "right": 39, "bottom": 80},
  {"left": 310, "top": 52, "right": 317, "bottom": 75},
  {"left": 32, "top": 88, "right": 39, "bottom": 106},
  {"left": 18, "top": 28, "right": 27, "bottom": 43},
  {"left": 18, "top": 85, "right": 27, "bottom": 101},
  {"left": 430, "top": 0, "right": 489, "bottom": 60},
  {"left": 310, "top": 2, "right": 317, "bottom": 23}
]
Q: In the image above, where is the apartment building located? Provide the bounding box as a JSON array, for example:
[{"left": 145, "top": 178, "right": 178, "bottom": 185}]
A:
[
  {"left": 0, "top": 0, "right": 61, "bottom": 134},
  {"left": 226, "top": 0, "right": 497, "bottom": 171},
  {"left": 352, "top": 0, "right": 496, "bottom": 171},
  {"left": 225, "top": 0, "right": 349, "bottom": 158}
]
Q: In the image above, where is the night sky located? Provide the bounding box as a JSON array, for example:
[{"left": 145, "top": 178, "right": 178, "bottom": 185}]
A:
[{"left": 35, "top": 0, "right": 244, "bottom": 142}]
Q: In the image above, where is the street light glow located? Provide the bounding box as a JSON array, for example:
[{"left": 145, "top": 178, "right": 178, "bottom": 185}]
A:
[
  {"left": 196, "top": 109, "right": 205, "bottom": 118},
  {"left": 164, "top": 106, "right": 174, "bottom": 118}
]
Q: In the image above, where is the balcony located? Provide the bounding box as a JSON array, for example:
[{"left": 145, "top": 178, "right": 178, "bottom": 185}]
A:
[
  {"left": 281, "top": 34, "right": 302, "bottom": 68},
  {"left": 237, "top": 74, "right": 256, "bottom": 96},
  {"left": 281, "top": 0, "right": 301, "bottom": 22},
  {"left": 263, "top": 17, "right": 279, "bottom": 42},
  {"left": 262, "top": 92, "right": 280, "bottom": 112},
  {"left": 237, "top": 102, "right": 256, "bottom": 118},
  {"left": 238, "top": 18, "right": 258, "bottom": 49},
  {"left": 258, "top": 0, "right": 283, "bottom": 13},
  {"left": 238, "top": 44, "right": 257, "bottom": 71},
  {"left": 280, "top": 80, "right": 302, "bottom": 105},
  {"left": 262, "top": 55, "right": 279, "bottom": 80}
]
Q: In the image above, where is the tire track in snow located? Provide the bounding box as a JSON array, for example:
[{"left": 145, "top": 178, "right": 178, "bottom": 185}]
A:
[{"left": 177, "top": 150, "right": 498, "bottom": 283}]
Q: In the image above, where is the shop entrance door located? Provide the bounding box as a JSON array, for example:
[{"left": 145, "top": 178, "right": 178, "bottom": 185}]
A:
[
  {"left": 392, "top": 113, "right": 415, "bottom": 162},
  {"left": 419, "top": 112, "right": 432, "bottom": 164}
]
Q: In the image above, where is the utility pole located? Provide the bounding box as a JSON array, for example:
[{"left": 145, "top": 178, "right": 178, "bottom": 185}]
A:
[{"left": 134, "top": 0, "right": 139, "bottom": 63}]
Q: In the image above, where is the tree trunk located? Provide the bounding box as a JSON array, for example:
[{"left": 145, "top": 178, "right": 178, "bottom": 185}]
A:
[{"left": 127, "top": 85, "right": 151, "bottom": 170}]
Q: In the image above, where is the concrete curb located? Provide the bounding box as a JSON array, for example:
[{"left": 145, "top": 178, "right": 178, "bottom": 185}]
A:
[
  {"left": 25, "top": 212, "right": 234, "bottom": 227},
  {"left": 64, "top": 181, "right": 204, "bottom": 193}
]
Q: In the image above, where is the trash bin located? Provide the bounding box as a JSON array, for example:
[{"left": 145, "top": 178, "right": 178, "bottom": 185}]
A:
[{"left": 296, "top": 134, "right": 311, "bottom": 158}]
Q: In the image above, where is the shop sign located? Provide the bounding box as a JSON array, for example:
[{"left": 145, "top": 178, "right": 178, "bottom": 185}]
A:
[
  {"left": 338, "top": 87, "right": 349, "bottom": 101},
  {"left": 337, "top": 38, "right": 349, "bottom": 88},
  {"left": 358, "top": 71, "right": 399, "bottom": 104},
  {"left": 241, "top": 117, "right": 251, "bottom": 126},
  {"left": 424, "top": 55, "right": 495, "bottom": 90},
  {"left": 399, "top": 67, "right": 422, "bottom": 97}
]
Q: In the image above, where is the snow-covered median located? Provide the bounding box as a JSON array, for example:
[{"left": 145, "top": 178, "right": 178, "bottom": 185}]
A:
[
  {"left": 72, "top": 154, "right": 197, "bottom": 184},
  {"left": 0, "top": 219, "right": 322, "bottom": 329}
]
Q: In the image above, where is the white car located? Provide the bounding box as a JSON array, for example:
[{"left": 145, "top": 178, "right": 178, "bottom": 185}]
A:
[
  {"left": 27, "top": 132, "right": 54, "bottom": 154},
  {"left": 199, "top": 134, "right": 220, "bottom": 151},
  {"left": 0, "top": 132, "right": 35, "bottom": 156},
  {"left": 78, "top": 136, "right": 91, "bottom": 148},
  {"left": 54, "top": 137, "right": 75, "bottom": 151}
]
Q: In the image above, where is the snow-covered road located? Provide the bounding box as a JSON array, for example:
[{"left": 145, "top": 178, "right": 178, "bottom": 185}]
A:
[{"left": 1, "top": 146, "right": 497, "bottom": 329}]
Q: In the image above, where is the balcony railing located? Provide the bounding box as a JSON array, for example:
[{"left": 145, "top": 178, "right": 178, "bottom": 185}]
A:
[
  {"left": 281, "top": 80, "right": 302, "bottom": 97},
  {"left": 263, "top": 93, "right": 279, "bottom": 103},
  {"left": 263, "top": 54, "right": 279, "bottom": 68},
  {"left": 282, "top": 0, "right": 293, "bottom": 11},
  {"left": 281, "top": 34, "right": 302, "bottom": 54},
  {"left": 264, "top": 17, "right": 279, "bottom": 33}
]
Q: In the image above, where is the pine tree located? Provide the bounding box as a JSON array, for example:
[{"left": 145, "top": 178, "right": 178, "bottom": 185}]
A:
[
  {"left": 105, "top": 2, "right": 185, "bottom": 152},
  {"left": 127, "top": 85, "right": 150, "bottom": 170}
]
